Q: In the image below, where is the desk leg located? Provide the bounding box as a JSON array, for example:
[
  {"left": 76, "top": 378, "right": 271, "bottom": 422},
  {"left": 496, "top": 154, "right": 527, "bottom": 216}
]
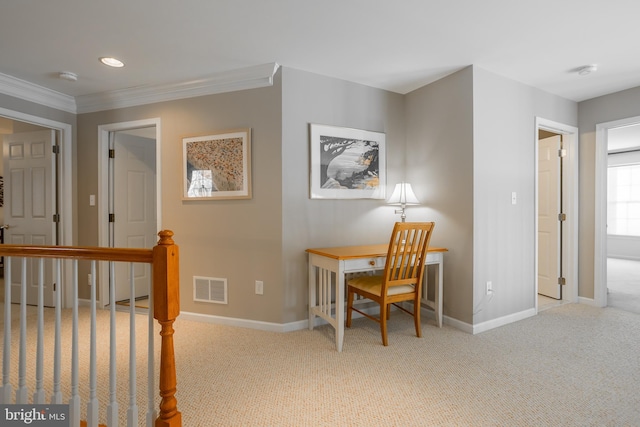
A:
[
  {"left": 308, "top": 260, "right": 316, "bottom": 331},
  {"left": 421, "top": 258, "right": 443, "bottom": 328},
  {"left": 335, "top": 269, "right": 345, "bottom": 352},
  {"left": 434, "top": 260, "right": 443, "bottom": 328}
]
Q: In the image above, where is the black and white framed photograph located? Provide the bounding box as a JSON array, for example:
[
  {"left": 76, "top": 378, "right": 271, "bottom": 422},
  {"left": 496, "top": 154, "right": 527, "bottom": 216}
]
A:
[
  {"left": 309, "top": 124, "right": 386, "bottom": 199},
  {"left": 182, "top": 129, "right": 252, "bottom": 200}
]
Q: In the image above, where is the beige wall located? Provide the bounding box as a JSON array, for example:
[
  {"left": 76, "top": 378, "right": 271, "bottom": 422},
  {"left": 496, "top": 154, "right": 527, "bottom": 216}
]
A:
[
  {"left": 281, "top": 68, "right": 406, "bottom": 323},
  {"left": 6, "top": 66, "right": 639, "bottom": 329},
  {"left": 406, "top": 66, "right": 578, "bottom": 326},
  {"left": 405, "top": 67, "right": 475, "bottom": 324},
  {"left": 77, "top": 74, "right": 284, "bottom": 320}
]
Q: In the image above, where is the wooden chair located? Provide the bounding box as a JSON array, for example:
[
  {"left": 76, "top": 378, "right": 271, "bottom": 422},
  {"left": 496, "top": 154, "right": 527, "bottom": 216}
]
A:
[{"left": 346, "top": 222, "right": 435, "bottom": 346}]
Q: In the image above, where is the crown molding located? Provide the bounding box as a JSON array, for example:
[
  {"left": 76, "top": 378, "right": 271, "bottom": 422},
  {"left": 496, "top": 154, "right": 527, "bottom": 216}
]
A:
[
  {"left": 0, "top": 63, "right": 280, "bottom": 115},
  {"left": 76, "top": 62, "right": 280, "bottom": 114},
  {"left": 0, "top": 72, "right": 77, "bottom": 114}
]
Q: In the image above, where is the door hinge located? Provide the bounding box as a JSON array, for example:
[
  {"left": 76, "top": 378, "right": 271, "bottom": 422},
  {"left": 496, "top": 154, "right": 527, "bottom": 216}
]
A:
[
  {"left": 109, "top": 213, "right": 115, "bottom": 223},
  {"left": 558, "top": 213, "right": 566, "bottom": 221},
  {"left": 558, "top": 148, "right": 567, "bottom": 157},
  {"left": 53, "top": 213, "right": 60, "bottom": 223},
  {"left": 52, "top": 145, "right": 60, "bottom": 154},
  {"left": 109, "top": 149, "right": 115, "bottom": 158},
  {"left": 53, "top": 283, "right": 56, "bottom": 292},
  {"left": 558, "top": 277, "right": 566, "bottom": 286}
]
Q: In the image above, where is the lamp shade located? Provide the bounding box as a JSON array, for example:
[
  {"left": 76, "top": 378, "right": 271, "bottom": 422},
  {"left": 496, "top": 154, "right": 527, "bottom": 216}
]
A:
[{"left": 387, "top": 182, "right": 419, "bottom": 205}]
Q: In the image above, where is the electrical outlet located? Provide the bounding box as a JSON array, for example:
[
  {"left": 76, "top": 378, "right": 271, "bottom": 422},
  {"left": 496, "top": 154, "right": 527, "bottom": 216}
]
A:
[
  {"left": 255, "top": 280, "right": 264, "bottom": 295},
  {"left": 88, "top": 273, "right": 93, "bottom": 287},
  {"left": 486, "top": 281, "right": 493, "bottom": 294}
]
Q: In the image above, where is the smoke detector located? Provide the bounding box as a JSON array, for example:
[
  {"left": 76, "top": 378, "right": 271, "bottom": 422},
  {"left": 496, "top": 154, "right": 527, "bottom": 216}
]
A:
[
  {"left": 577, "top": 64, "right": 597, "bottom": 76},
  {"left": 59, "top": 71, "right": 78, "bottom": 82}
]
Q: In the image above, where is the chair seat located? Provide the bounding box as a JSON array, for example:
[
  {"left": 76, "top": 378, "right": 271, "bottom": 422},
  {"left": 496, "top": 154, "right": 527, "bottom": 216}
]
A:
[
  {"left": 346, "top": 221, "right": 434, "bottom": 346},
  {"left": 348, "top": 275, "right": 416, "bottom": 297}
]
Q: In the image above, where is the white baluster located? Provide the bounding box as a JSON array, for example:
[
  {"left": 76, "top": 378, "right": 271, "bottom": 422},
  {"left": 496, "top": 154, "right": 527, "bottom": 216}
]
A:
[
  {"left": 1, "top": 256, "right": 13, "bottom": 403},
  {"left": 33, "top": 258, "right": 46, "bottom": 403},
  {"left": 16, "top": 258, "right": 28, "bottom": 403},
  {"left": 51, "top": 259, "right": 63, "bottom": 404},
  {"left": 107, "top": 261, "right": 119, "bottom": 427},
  {"left": 87, "top": 261, "right": 99, "bottom": 426},
  {"left": 69, "top": 260, "right": 80, "bottom": 427},
  {"left": 127, "top": 263, "right": 138, "bottom": 426},
  {"left": 146, "top": 279, "right": 156, "bottom": 427}
]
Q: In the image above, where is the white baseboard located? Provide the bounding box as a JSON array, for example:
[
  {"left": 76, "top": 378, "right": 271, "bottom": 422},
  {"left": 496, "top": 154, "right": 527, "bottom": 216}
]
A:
[
  {"left": 180, "top": 311, "right": 290, "bottom": 332},
  {"left": 443, "top": 315, "right": 473, "bottom": 334},
  {"left": 578, "top": 296, "right": 599, "bottom": 307},
  {"left": 181, "top": 304, "right": 439, "bottom": 334},
  {"left": 182, "top": 303, "right": 597, "bottom": 336},
  {"left": 471, "top": 308, "right": 537, "bottom": 335}
]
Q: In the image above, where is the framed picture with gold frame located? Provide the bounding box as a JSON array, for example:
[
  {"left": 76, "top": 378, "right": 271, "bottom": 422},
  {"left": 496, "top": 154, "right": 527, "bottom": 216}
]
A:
[{"left": 182, "top": 129, "right": 251, "bottom": 200}]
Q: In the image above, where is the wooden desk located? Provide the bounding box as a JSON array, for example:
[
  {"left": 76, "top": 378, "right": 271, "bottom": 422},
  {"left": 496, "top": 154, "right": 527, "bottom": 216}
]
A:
[{"left": 306, "top": 244, "right": 447, "bottom": 352}]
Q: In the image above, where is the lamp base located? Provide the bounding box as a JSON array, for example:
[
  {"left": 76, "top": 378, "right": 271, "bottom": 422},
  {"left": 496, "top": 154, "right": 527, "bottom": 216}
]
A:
[{"left": 394, "top": 207, "right": 407, "bottom": 222}]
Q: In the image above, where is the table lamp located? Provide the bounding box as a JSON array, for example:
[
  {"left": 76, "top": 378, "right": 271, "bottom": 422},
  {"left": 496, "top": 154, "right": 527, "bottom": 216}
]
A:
[{"left": 387, "top": 182, "right": 420, "bottom": 222}]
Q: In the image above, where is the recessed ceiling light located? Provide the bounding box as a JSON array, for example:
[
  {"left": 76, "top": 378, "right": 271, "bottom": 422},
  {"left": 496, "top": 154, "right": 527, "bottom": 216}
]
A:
[
  {"left": 577, "top": 64, "right": 597, "bottom": 76},
  {"left": 99, "top": 57, "right": 125, "bottom": 68}
]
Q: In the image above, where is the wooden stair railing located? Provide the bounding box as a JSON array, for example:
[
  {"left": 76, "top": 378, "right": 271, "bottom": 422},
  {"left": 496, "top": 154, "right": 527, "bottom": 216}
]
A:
[{"left": 0, "top": 230, "right": 182, "bottom": 427}]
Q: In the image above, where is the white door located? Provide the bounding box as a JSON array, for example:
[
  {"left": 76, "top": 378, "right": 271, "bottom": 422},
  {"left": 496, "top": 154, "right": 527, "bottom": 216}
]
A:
[
  {"left": 3, "top": 130, "right": 57, "bottom": 306},
  {"left": 112, "top": 131, "right": 157, "bottom": 302},
  {"left": 538, "top": 135, "right": 562, "bottom": 299}
]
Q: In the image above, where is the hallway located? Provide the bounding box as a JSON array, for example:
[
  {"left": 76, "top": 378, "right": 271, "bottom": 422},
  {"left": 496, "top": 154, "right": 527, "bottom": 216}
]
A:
[{"left": 607, "top": 257, "right": 640, "bottom": 315}]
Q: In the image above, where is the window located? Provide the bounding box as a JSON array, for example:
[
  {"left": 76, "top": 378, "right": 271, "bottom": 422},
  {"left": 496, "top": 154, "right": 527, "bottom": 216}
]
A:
[{"left": 608, "top": 163, "right": 640, "bottom": 236}]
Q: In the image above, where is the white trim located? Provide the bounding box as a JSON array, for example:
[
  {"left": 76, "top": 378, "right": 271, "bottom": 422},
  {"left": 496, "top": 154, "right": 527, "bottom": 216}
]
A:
[
  {"left": 595, "top": 115, "right": 640, "bottom": 307},
  {"left": 471, "top": 308, "right": 536, "bottom": 334},
  {"left": 182, "top": 311, "right": 301, "bottom": 333},
  {"left": 97, "top": 118, "right": 162, "bottom": 308},
  {"left": 180, "top": 308, "right": 479, "bottom": 335},
  {"left": 0, "top": 107, "right": 74, "bottom": 307},
  {"left": 578, "top": 296, "right": 598, "bottom": 307},
  {"left": 534, "top": 118, "right": 580, "bottom": 312},
  {"left": 443, "top": 315, "right": 474, "bottom": 334},
  {"left": 182, "top": 305, "right": 439, "bottom": 334},
  {"left": 1, "top": 63, "right": 279, "bottom": 115},
  {"left": 0, "top": 73, "right": 76, "bottom": 114},
  {"left": 76, "top": 63, "right": 279, "bottom": 113}
]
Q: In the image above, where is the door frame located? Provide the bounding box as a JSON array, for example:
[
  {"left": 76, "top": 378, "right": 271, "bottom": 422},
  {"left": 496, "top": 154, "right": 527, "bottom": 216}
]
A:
[
  {"left": 97, "top": 118, "right": 161, "bottom": 308},
  {"left": 0, "top": 107, "right": 73, "bottom": 306},
  {"left": 534, "top": 117, "right": 579, "bottom": 311},
  {"left": 594, "top": 115, "right": 640, "bottom": 307}
]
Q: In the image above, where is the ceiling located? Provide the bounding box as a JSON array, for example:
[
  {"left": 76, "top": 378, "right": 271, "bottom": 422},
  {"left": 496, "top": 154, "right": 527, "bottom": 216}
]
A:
[{"left": 1, "top": 0, "right": 640, "bottom": 106}]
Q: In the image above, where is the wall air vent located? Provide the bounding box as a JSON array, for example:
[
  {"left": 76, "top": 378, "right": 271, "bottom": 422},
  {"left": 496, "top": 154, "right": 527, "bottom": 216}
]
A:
[{"left": 193, "top": 276, "right": 228, "bottom": 304}]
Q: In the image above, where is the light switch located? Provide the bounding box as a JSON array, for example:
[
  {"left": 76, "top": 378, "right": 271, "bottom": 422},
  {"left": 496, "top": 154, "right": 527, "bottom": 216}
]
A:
[
  {"left": 511, "top": 192, "right": 517, "bottom": 205},
  {"left": 89, "top": 194, "right": 96, "bottom": 206}
]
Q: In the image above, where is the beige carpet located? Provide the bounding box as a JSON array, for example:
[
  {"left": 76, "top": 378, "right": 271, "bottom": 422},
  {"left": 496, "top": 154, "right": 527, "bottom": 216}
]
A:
[{"left": 2, "top": 303, "right": 639, "bottom": 426}]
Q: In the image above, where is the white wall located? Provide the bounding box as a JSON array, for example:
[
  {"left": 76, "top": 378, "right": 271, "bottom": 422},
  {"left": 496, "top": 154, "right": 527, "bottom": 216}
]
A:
[
  {"left": 607, "top": 150, "right": 640, "bottom": 260},
  {"left": 578, "top": 86, "right": 640, "bottom": 298},
  {"left": 472, "top": 67, "right": 577, "bottom": 324}
]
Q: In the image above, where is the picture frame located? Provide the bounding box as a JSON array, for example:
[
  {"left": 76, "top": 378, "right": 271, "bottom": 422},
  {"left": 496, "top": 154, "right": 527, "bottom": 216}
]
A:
[
  {"left": 309, "top": 124, "right": 386, "bottom": 199},
  {"left": 182, "top": 129, "right": 251, "bottom": 200}
]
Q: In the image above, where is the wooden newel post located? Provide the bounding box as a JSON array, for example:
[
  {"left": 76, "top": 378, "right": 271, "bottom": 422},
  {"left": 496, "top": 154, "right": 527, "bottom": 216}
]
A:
[{"left": 153, "top": 230, "right": 182, "bottom": 427}]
